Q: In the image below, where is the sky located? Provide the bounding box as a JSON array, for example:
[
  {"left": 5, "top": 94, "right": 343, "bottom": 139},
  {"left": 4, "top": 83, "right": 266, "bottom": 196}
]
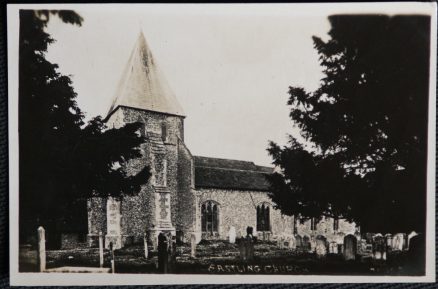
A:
[{"left": 44, "top": 5, "right": 330, "bottom": 166}]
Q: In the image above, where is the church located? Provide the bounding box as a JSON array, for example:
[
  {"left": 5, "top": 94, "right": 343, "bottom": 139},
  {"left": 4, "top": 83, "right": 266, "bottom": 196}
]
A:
[{"left": 86, "top": 32, "right": 357, "bottom": 249}]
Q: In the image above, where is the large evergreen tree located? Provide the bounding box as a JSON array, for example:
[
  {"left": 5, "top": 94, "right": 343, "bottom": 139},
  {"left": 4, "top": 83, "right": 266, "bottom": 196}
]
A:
[
  {"left": 267, "top": 15, "right": 430, "bottom": 233},
  {"left": 19, "top": 10, "right": 150, "bottom": 245}
]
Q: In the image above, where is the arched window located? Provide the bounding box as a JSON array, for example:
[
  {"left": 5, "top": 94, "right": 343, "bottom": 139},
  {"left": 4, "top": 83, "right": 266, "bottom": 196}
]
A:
[
  {"left": 256, "top": 203, "right": 270, "bottom": 231},
  {"left": 161, "top": 122, "right": 168, "bottom": 142},
  {"left": 201, "top": 201, "right": 218, "bottom": 233}
]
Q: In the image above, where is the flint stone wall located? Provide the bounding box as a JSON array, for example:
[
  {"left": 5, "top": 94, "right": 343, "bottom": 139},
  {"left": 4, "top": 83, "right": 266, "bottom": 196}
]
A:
[
  {"left": 196, "top": 188, "right": 294, "bottom": 239},
  {"left": 296, "top": 216, "right": 357, "bottom": 243}
]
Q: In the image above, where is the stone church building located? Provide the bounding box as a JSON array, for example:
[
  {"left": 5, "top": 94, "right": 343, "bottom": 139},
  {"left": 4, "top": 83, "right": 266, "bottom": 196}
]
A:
[{"left": 87, "top": 32, "right": 357, "bottom": 249}]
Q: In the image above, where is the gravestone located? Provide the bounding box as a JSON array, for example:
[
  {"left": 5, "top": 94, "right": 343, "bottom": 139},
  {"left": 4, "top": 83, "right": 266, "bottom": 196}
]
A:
[
  {"left": 109, "top": 242, "right": 115, "bottom": 273},
  {"left": 329, "top": 242, "right": 338, "bottom": 254},
  {"left": 99, "top": 232, "right": 104, "bottom": 267},
  {"left": 372, "top": 235, "right": 386, "bottom": 260},
  {"left": 278, "top": 235, "right": 284, "bottom": 249},
  {"left": 295, "top": 235, "right": 303, "bottom": 248},
  {"left": 191, "top": 233, "right": 196, "bottom": 258},
  {"left": 385, "top": 234, "right": 393, "bottom": 249},
  {"left": 357, "top": 239, "right": 368, "bottom": 255},
  {"left": 239, "top": 227, "right": 255, "bottom": 261},
  {"left": 408, "top": 231, "right": 418, "bottom": 248},
  {"left": 392, "top": 233, "right": 405, "bottom": 251},
  {"left": 287, "top": 235, "right": 296, "bottom": 249},
  {"left": 408, "top": 234, "right": 425, "bottom": 274},
  {"left": 309, "top": 236, "right": 317, "bottom": 253},
  {"left": 229, "top": 226, "right": 236, "bottom": 244},
  {"left": 315, "top": 236, "right": 328, "bottom": 258},
  {"left": 168, "top": 235, "right": 177, "bottom": 272},
  {"left": 157, "top": 232, "right": 169, "bottom": 273},
  {"left": 37, "top": 226, "right": 46, "bottom": 272},
  {"left": 302, "top": 236, "right": 311, "bottom": 251},
  {"left": 143, "top": 233, "right": 149, "bottom": 259},
  {"left": 343, "top": 234, "right": 357, "bottom": 261}
]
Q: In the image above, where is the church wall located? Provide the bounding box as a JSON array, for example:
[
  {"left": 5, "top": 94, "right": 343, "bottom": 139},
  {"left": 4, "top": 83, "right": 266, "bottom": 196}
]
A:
[
  {"left": 196, "top": 189, "right": 294, "bottom": 240},
  {"left": 176, "top": 140, "right": 196, "bottom": 242},
  {"left": 87, "top": 197, "right": 107, "bottom": 246}
]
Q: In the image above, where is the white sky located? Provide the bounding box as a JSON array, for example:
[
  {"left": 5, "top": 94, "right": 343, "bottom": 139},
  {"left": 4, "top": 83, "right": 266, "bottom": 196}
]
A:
[{"left": 44, "top": 5, "right": 330, "bottom": 166}]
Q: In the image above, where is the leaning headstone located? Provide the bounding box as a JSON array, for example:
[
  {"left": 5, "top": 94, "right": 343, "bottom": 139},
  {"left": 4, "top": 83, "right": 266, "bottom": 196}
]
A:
[
  {"left": 372, "top": 235, "right": 386, "bottom": 260},
  {"left": 408, "top": 231, "right": 418, "bottom": 248},
  {"left": 329, "top": 242, "right": 338, "bottom": 254},
  {"left": 158, "top": 232, "right": 169, "bottom": 273},
  {"left": 191, "top": 233, "right": 196, "bottom": 258},
  {"left": 343, "top": 234, "right": 357, "bottom": 261},
  {"left": 37, "top": 226, "right": 46, "bottom": 272},
  {"left": 229, "top": 226, "right": 236, "bottom": 244}
]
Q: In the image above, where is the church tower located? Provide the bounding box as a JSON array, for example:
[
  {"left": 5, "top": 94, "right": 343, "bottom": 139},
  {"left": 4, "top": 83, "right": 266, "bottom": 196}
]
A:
[{"left": 87, "top": 31, "right": 196, "bottom": 249}]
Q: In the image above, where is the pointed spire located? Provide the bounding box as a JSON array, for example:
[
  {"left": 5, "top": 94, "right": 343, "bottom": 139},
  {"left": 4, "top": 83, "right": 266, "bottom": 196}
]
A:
[{"left": 107, "top": 31, "right": 185, "bottom": 117}]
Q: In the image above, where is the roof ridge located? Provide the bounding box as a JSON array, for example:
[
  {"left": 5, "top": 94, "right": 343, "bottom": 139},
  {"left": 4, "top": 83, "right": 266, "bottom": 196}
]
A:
[{"left": 195, "top": 165, "right": 272, "bottom": 173}]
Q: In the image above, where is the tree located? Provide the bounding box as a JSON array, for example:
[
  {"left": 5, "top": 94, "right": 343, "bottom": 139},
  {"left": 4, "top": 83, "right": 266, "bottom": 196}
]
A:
[
  {"left": 19, "top": 10, "right": 150, "bottom": 245},
  {"left": 267, "top": 15, "right": 430, "bottom": 233}
]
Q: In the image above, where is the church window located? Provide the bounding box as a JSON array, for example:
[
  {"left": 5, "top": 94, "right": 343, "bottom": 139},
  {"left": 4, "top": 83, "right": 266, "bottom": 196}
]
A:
[
  {"left": 201, "top": 201, "right": 218, "bottom": 233},
  {"left": 256, "top": 203, "right": 270, "bottom": 232},
  {"left": 161, "top": 122, "right": 168, "bottom": 142}
]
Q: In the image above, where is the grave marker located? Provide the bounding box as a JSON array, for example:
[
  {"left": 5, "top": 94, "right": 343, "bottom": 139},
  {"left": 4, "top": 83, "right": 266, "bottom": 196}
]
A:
[
  {"left": 37, "top": 226, "right": 46, "bottom": 272},
  {"left": 229, "top": 226, "right": 236, "bottom": 244},
  {"left": 343, "top": 234, "right": 357, "bottom": 261},
  {"left": 99, "top": 231, "right": 104, "bottom": 267},
  {"left": 191, "top": 233, "right": 196, "bottom": 258}
]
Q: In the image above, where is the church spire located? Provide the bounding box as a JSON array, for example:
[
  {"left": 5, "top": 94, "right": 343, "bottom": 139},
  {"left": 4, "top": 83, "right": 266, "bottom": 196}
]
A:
[{"left": 107, "top": 31, "right": 185, "bottom": 117}]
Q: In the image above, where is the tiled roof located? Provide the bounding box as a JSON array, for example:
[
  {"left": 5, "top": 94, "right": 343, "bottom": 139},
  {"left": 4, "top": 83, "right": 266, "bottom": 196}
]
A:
[
  {"left": 107, "top": 31, "right": 185, "bottom": 118},
  {"left": 194, "top": 156, "right": 273, "bottom": 191}
]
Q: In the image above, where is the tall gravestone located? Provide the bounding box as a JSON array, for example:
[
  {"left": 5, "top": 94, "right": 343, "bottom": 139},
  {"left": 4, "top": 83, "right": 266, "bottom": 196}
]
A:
[
  {"left": 229, "top": 226, "right": 236, "bottom": 244},
  {"left": 191, "top": 233, "right": 196, "bottom": 258},
  {"left": 157, "top": 232, "right": 169, "bottom": 273},
  {"left": 37, "top": 227, "right": 46, "bottom": 272},
  {"left": 343, "top": 234, "right": 357, "bottom": 261}
]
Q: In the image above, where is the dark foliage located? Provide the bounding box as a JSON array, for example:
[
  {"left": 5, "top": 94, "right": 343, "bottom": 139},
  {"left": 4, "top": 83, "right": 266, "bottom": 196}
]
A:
[
  {"left": 19, "top": 10, "right": 151, "bottom": 243},
  {"left": 267, "top": 15, "right": 430, "bottom": 233}
]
